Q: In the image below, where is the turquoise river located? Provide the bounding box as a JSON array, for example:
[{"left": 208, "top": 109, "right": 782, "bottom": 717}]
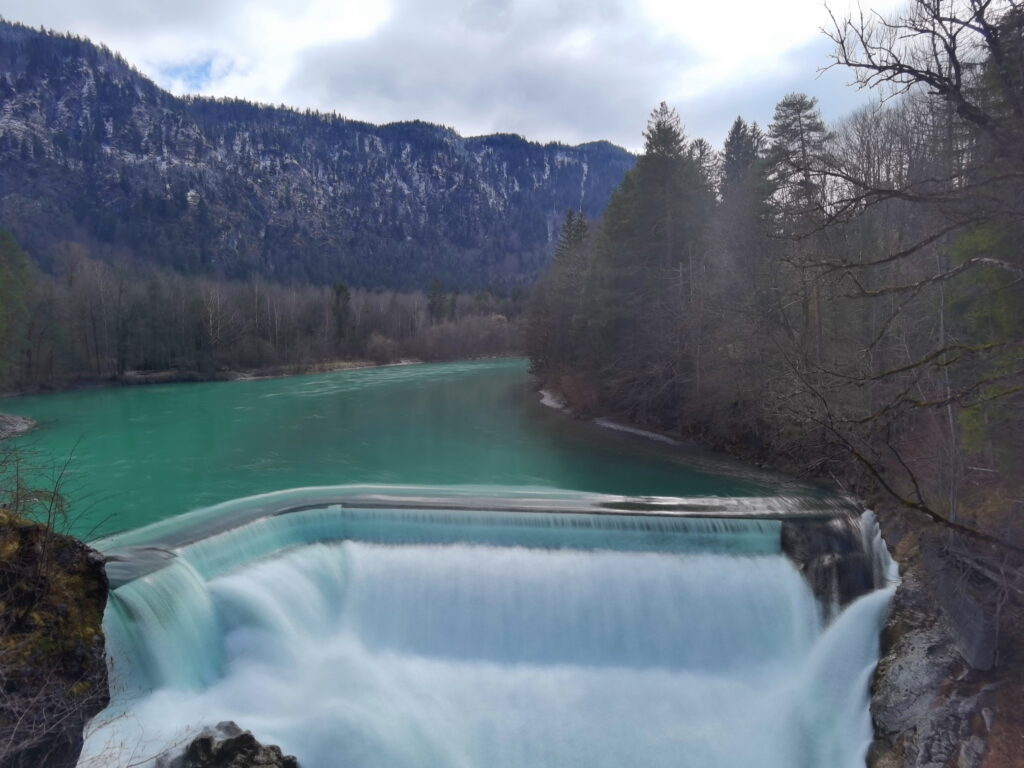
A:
[
  {"left": 3, "top": 359, "right": 788, "bottom": 538},
  {"left": 2, "top": 358, "right": 896, "bottom": 768}
]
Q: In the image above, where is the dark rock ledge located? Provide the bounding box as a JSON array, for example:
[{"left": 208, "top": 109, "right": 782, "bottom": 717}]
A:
[{"left": 157, "top": 722, "right": 299, "bottom": 768}]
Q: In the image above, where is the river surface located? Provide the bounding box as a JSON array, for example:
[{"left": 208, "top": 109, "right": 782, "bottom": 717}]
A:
[
  {"left": 5, "top": 359, "right": 894, "bottom": 768},
  {"left": 4, "top": 359, "right": 786, "bottom": 538}
]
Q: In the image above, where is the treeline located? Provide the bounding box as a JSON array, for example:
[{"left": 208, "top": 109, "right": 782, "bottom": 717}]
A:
[
  {"left": 527, "top": 0, "right": 1023, "bottom": 550},
  {"left": 0, "top": 232, "right": 521, "bottom": 391}
]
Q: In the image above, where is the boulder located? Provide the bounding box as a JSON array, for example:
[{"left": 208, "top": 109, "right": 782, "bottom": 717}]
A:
[{"left": 157, "top": 722, "right": 299, "bottom": 768}]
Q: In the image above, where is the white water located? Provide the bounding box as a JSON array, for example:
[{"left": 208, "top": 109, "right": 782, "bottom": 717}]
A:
[{"left": 83, "top": 505, "right": 895, "bottom": 768}]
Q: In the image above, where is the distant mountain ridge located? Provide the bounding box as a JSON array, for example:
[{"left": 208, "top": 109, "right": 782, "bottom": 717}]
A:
[{"left": 0, "top": 20, "right": 635, "bottom": 289}]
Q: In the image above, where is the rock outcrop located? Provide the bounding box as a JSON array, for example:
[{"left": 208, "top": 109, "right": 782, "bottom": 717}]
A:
[
  {"left": 0, "top": 414, "right": 34, "bottom": 440},
  {"left": 157, "top": 722, "right": 299, "bottom": 768},
  {"left": 868, "top": 509, "right": 1024, "bottom": 768},
  {"left": 0, "top": 511, "right": 109, "bottom": 768},
  {"left": 780, "top": 515, "right": 877, "bottom": 616}
]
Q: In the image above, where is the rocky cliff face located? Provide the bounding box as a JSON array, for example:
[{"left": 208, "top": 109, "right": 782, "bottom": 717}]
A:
[
  {"left": 0, "top": 21, "right": 635, "bottom": 290},
  {"left": 0, "top": 511, "right": 109, "bottom": 768},
  {"left": 868, "top": 509, "right": 1024, "bottom": 768}
]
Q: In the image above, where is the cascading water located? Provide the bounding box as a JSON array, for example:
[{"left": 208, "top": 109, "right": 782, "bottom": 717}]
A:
[{"left": 82, "top": 491, "right": 897, "bottom": 768}]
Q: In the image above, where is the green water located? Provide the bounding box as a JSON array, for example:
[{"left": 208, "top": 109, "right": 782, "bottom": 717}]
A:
[{"left": 3, "top": 359, "right": 787, "bottom": 538}]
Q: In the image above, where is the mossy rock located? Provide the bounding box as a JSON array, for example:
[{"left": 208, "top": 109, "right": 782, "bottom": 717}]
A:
[{"left": 0, "top": 512, "right": 109, "bottom": 768}]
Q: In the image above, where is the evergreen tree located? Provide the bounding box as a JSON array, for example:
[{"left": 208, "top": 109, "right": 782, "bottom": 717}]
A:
[
  {"left": 526, "top": 210, "right": 591, "bottom": 375},
  {"left": 576, "top": 103, "right": 715, "bottom": 420},
  {"left": 687, "top": 138, "right": 719, "bottom": 198},
  {"left": 642, "top": 102, "right": 685, "bottom": 158},
  {"left": 767, "top": 94, "right": 833, "bottom": 361},
  {"left": 767, "top": 94, "right": 830, "bottom": 216},
  {"left": 427, "top": 278, "right": 446, "bottom": 324},
  {"left": 448, "top": 289, "right": 460, "bottom": 322},
  {"left": 0, "top": 229, "right": 31, "bottom": 382},
  {"left": 554, "top": 210, "right": 588, "bottom": 264},
  {"left": 333, "top": 281, "right": 351, "bottom": 343},
  {"left": 720, "top": 117, "right": 760, "bottom": 198}
]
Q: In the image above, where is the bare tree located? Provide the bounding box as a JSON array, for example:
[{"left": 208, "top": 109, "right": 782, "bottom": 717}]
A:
[{"left": 789, "top": 0, "right": 1024, "bottom": 543}]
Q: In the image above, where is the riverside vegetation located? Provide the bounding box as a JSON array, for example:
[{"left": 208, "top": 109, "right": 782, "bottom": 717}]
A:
[
  {"left": 0, "top": 227, "right": 522, "bottom": 392},
  {"left": 527, "top": 2, "right": 1023, "bottom": 765},
  {"left": 0, "top": 444, "right": 108, "bottom": 768}
]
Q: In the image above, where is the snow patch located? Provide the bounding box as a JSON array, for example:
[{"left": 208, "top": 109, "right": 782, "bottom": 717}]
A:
[
  {"left": 593, "top": 418, "right": 680, "bottom": 445},
  {"left": 538, "top": 389, "right": 568, "bottom": 412}
]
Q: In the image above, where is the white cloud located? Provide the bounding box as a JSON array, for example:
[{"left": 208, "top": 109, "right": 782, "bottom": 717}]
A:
[{"left": 1, "top": 0, "right": 906, "bottom": 148}]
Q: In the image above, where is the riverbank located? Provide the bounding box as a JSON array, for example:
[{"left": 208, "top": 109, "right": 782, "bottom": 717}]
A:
[
  {"left": 534, "top": 379, "right": 1023, "bottom": 768},
  {"left": 0, "top": 361, "right": 401, "bottom": 441},
  {"left": 0, "top": 413, "right": 35, "bottom": 440},
  {"left": 1, "top": 354, "right": 530, "bottom": 400},
  {"left": 2, "top": 358, "right": 419, "bottom": 397}
]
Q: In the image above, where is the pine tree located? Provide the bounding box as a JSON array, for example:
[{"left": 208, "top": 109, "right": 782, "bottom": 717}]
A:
[
  {"left": 720, "top": 117, "right": 759, "bottom": 197},
  {"left": 554, "top": 210, "right": 588, "bottom": 264},
  {"left": 767, "top": 94, "right": 830, "bottom": 215},
  {"left": 526, "top": 210, "right": 592, "bottom": 375},
  {"left": 333, "top": 282, "right": 351, "bottom": 344},
  {"left": 767, "top": 94, "right": 832, "bottom": 361},
  {"left": 574, "top": 103, "right": 715, "bottom": 420},
  {"left": 642, "top": 102, "right": 686, "bottom": 158},
  {"left": 427, "top": 278, "right": 446, "bottom": 324}
]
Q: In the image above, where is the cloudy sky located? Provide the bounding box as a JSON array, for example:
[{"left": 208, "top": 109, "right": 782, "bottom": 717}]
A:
[{"left": 3, "top": 0, "right": 902, "bottom": 150}]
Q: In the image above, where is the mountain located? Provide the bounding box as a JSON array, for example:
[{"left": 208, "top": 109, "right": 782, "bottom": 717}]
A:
[{"left": 0, "top": 21, "right": 635, "bottom": 290}]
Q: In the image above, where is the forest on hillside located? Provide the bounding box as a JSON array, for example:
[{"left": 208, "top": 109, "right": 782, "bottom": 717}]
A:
[
  {"left": 527, "top": 0, "right": 1024, "bottom": 561},
  {"left": 0, "top": 232, "right": 522, "bottom": 391},
  {"left": 0, "top": 19, "right": 634, "bottom": 292}
]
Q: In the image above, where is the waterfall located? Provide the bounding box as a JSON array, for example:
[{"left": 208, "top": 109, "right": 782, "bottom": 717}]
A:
[{"left": 82, "top": 494, "right": 896, "bottom": 768}]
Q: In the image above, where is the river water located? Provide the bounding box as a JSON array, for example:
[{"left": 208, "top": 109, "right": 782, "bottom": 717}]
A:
[
  {"left": 3, "top": 359, "right": 784, "bottom": 539},
  {"left": 4, "top": 359, "right": 894, "bottom": 768}
]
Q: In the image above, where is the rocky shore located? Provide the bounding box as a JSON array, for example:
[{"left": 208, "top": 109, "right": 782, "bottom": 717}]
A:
[
  {"left": 117, "top": 358, "right": 402, "bottom": 386},
  {"left": 0, "top": 413, "right": 34, "bottom": 440},
  {"left": 868, "top": 508, "right": 1023, "bottom": 768},
  {"left": 2, "top": 358, "right": 399, "bottom": 397}
]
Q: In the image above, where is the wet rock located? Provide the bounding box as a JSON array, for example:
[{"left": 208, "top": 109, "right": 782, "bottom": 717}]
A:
[
  {"left": 781, "top": 516, "right": 876, "bottom": 615},
  {"left": 158, "top": 722, "right": 299, "bottom": 768}
]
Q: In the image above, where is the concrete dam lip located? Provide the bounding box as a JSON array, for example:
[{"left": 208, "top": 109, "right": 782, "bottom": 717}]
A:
[{"left": 100, "top": 485, "right": 860, "bottom": 588}]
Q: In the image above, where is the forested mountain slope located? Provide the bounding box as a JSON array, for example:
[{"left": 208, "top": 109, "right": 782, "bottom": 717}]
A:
[{"left": 0, "top": 21, "right": 634, "bottom": 289}]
